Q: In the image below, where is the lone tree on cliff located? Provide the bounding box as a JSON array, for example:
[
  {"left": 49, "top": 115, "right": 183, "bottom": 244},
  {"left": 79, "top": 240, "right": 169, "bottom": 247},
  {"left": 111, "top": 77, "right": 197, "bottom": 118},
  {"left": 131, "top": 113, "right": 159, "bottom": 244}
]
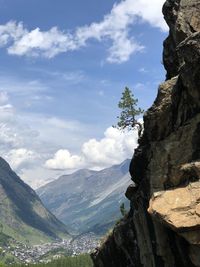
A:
[{"left": 114, "top": 87, "right": 144, "bottom": 137}]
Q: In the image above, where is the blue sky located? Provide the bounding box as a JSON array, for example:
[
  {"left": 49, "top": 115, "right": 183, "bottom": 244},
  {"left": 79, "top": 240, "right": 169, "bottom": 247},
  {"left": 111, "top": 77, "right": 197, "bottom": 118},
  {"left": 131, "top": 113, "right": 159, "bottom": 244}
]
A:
[{"left": 0, "top": 0, "right": 167, "bottom": 188}]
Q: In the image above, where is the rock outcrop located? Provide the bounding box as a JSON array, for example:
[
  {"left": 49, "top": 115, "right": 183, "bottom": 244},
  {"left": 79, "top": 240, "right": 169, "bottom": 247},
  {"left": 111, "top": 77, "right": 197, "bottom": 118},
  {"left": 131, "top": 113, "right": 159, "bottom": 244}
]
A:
[
  {"left": 91, "top": 1, "right": 200, "bottom": 266},
  {"left": 148, "top": 181, "right": 200, "bottom": 239}
]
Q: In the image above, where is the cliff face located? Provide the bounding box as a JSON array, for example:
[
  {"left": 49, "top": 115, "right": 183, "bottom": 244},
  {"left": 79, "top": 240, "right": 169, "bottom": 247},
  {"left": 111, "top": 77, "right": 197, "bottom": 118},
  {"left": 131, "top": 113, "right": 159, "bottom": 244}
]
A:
[{"left": 91, "top": 1, "right": 200, "bottom": 266}]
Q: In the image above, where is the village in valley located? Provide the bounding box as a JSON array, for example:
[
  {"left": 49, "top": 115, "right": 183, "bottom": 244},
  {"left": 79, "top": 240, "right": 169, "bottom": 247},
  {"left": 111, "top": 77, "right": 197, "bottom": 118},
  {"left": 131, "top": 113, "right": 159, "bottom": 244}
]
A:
[{"left": 0, "top": 233, "right": 100, "bottom": 264}]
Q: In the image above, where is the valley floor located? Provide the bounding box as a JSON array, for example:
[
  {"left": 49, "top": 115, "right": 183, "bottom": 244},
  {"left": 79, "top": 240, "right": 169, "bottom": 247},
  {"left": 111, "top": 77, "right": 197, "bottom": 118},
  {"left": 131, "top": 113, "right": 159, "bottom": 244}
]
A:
[
  {"left": 0, "top": 233, "right": 99, "bottom": 264},
  {"left": 1, "top": 254, "right": 93, "bottom": 267}
]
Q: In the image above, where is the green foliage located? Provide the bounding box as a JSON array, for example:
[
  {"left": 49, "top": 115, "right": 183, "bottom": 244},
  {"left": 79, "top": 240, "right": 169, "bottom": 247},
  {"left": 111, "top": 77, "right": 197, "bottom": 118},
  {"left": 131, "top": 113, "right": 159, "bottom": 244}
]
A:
[
  {"left": 6, "top": 254, "right": 93, "bottom": 267},
  {"left": 119, "top": 203, "right": 127, "bottom": 217},
  {"left": 0, "top": 233, "right": 11, "bottom": 247},
  {"left": 114, "top": 87, "right": 144, "bottom": 136},
  {"left": 4, "top": 256, "right": 15, "bottom": 265},
  {"left": 0, "top": 224, "right": 3, "bottom": 234},
  {"left": 39, "top": 247, "right": 72, "bottom": 261}
]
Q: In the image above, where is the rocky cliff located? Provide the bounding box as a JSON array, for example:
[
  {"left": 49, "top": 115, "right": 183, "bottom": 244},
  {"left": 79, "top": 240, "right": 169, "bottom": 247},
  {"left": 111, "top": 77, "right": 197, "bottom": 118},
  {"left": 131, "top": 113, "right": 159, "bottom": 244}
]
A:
[{"left": 91, "top": 1, "right": 200, "bottom": 266}]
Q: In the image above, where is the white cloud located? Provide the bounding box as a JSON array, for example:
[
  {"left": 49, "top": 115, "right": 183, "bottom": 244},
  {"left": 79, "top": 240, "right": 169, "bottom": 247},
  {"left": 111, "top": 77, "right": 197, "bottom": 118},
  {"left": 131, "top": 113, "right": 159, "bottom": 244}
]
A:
[
  {"left": 20, "top": 167, "right": 60, "bottom": 189},
  {"left": 0, "top": 21, "right": 26, "bottom": 46},
  {"left": 0, "top": 87, "right": 97, "bottom": 187},
  {"left": 0, "top": 0, "right": 167, "bottom": 63},
  {"left": 0, "top": 86, "right": 91, "bottom": 154},
  {"left": 107, "top": 33, "right": 142, "bottom": 63},
  {"left": 8, "top": 27, "right": 77, "bottom": 58},
  {"left": 0, "top": 92, "right": 38, "bottom": 168},
  {"left": 0, "top": 91, "right": 9, "bottom": 104},
  {"left": 0, "top": 86, "right": 140, "bottom": 188},
  {"left": 5, "top": 148, "right": 38, "bottom": 170},
  {"left": 45, "top": 126, "right": 138, "bottom": 171},
  {"left": 45, "top": 150, "right": 83, "bottom": 170},
  {"left": 0, "top": 103, "right": 38, "bottom": 149}
]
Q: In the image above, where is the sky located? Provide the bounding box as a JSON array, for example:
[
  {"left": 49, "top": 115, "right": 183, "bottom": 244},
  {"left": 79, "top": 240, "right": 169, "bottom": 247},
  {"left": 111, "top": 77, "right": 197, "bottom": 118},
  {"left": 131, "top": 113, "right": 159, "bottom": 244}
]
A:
[{"left": 0, "top": 0, "right": 168, "bottom": 188}]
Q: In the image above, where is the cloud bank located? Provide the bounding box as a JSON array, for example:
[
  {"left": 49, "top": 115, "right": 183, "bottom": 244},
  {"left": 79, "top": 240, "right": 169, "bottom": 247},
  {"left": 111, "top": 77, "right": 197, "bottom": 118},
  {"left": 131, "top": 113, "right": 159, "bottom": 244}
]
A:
[
  {"left": 45, "top": 127, "right": 138, "bottom": 171},
  {"left": 0, "top": 87, "right": 139, "bottom": 187},
  {"left": 0, "top": 0, "right": 167, "bottom": 63}
]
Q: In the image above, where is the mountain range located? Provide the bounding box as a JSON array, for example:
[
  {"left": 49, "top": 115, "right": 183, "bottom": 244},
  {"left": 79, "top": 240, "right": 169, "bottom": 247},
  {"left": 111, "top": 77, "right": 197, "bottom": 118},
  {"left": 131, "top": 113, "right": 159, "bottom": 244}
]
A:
[
  {"left": 0, "top": 155, "right": 131, "bottom": 245},
  {"left": 37, "top": 159, "right": 131, "bottom": 235},
  {"left": 0, "top": 157, "right": 69, "bottom": 245}
]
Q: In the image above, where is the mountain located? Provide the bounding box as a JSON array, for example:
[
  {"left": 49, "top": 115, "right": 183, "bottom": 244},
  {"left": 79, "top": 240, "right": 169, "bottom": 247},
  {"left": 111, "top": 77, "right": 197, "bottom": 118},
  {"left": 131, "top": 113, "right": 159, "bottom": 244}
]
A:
[
  {"left": 0, "top": 157, "right": 69, "bottom": 245},
  {"left": 37, "top": 159, "right": 131, "bottom": 235}
]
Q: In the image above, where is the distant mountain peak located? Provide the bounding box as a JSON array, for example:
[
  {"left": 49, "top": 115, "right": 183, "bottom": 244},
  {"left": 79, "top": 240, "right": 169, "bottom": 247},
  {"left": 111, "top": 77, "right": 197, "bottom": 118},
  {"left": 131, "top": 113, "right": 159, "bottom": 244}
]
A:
[
  {"left": 108, "top": 159, "right": 131, "bottom": 174},
  {"left": 37, "top": 159, "right": 131, "bottom": 236},
  {"left": 119, "top": 158, "right": 131, "bottom": 166}
]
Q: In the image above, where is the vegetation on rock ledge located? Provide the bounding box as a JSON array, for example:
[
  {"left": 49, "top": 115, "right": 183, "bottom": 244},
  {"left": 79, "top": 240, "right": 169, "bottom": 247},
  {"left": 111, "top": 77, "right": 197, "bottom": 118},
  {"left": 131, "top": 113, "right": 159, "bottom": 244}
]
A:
[{"left": 114, "top": 87, "right": 144, "bottom": 137}]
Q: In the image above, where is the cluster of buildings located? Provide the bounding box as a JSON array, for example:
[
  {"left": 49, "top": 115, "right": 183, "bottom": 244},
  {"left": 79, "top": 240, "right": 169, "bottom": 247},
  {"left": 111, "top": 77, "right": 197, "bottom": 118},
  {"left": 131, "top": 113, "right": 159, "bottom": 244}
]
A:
[
  {"left": 69, "top": 233, "right": 100, "bottom": 255},
  {"left": 0, "top": 233, "right": 100, "bottom": 264}
]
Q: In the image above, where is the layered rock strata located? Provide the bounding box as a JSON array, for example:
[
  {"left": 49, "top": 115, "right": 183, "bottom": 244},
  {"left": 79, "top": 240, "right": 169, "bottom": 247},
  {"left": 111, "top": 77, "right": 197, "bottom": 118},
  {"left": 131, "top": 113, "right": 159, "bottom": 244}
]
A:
[{"left": 91, "top": 0, "right": 200, "bottom": 266}]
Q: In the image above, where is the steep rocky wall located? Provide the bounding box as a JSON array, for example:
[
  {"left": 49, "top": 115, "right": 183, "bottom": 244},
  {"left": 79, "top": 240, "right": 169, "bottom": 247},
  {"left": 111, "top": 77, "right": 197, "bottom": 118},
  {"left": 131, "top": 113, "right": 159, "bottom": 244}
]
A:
[{"left": 91, "top": 1, "right": 200, "bottom": 266}]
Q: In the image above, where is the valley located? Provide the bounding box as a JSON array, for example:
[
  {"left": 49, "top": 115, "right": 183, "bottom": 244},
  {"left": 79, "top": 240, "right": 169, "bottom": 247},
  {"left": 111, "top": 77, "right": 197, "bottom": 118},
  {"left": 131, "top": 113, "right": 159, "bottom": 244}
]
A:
[
  {"left": 0, "top": 233, "right": 99, "bottom": 264},
  {"left": 0, "top": 157, "right": 69, "bottom": 245},
  {"left": 37, "top": 159, "right": 131, "bottom": 236},
  {"left": 0, "top": 157, "right": 129, "bottom": 264}
]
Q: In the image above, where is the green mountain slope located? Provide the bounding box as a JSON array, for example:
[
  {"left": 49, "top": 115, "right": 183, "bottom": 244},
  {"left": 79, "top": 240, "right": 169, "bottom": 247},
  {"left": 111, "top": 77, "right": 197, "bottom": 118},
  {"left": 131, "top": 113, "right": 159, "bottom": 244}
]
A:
[{"left": 0, "top": 157, "right": 69, "bottom": 245}]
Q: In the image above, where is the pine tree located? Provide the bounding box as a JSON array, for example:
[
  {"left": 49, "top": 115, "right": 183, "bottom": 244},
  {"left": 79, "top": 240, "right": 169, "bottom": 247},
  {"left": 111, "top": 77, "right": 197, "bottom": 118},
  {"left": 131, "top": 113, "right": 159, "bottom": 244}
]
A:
[
  {"left": 115, "top": 87, "right": 144, "bottom": 137},
  {"left": 120, "top": 203, "right": 127, "bottom": 217}
]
